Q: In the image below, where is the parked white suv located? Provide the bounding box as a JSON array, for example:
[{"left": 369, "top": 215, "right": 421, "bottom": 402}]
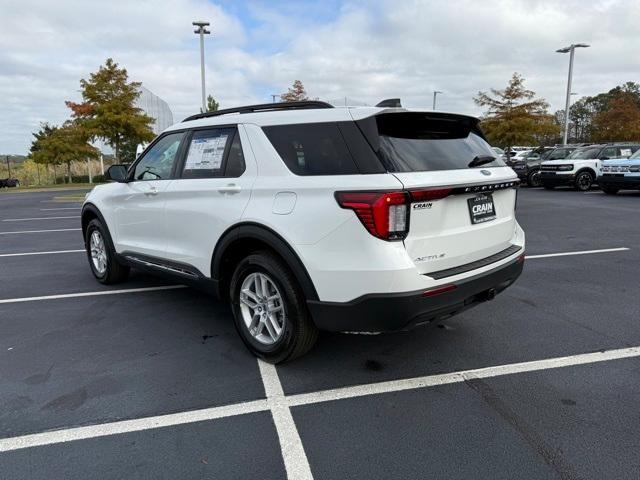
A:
[
  {"left": 82, "top": 101, "right": 525, "bottom": 362},
  {"left": 539, "top": 143, "right": 640, "bottom": 191}
]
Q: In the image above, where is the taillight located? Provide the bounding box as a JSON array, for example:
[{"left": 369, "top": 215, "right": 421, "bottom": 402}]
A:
[
  {"left": 408, "top": 188, "right": 452, "bottom": 202},
  {"left": 335, "top": 191, "right": 409, "bottom": 240}
]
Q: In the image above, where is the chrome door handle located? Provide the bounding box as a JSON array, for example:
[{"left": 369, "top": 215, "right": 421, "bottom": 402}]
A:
[{"left": 218, "top": 184, "right": 241, "bottom": 194}]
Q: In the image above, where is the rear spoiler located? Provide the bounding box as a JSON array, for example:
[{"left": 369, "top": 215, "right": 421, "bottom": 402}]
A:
[{"left": 375, "top": 98, "right": 402, "bottom": 108}]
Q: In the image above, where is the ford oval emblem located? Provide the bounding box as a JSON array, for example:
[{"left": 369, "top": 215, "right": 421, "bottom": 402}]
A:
[{"left": 480, "top": 170, "right": 491, "bottom": 176}]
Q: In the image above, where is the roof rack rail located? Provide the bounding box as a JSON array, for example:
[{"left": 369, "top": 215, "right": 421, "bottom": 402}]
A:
[{"left": 183, "top": 100, "right": 334, "bottom": 122}]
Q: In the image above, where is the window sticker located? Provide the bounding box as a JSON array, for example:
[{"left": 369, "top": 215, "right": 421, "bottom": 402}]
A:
[
  {"left": 185, "top": 135, "right": 228, "bottom": 170},
  {"left": 620, "top": 148, "right": 632, "bottom": 157}
]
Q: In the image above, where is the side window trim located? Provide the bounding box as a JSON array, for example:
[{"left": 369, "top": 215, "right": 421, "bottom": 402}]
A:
[
  {"left": 127, "top": 130, "right": 188, "bottom": 182},
  {"left": 223, "top": 129, "right": 245, "bottom": 177},
  {"left": 173, "top": 130, "right": 194, "bottom": 178}
]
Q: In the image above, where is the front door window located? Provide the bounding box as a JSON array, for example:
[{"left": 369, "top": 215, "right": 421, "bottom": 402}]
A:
[{"left": 133, "top": 132, "right": 184, "bottom": 181}]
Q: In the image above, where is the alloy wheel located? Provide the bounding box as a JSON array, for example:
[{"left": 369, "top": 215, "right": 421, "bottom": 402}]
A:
[
  {"left": 89, "top": 230, "right": 108, "bottom": 275},
  {"left": 239, "top": 272, "right": 286, "bottom": 345},
  {"left": 577, "top": 173, "right": 592, "bottom": 191},
  {"left": 529, "top": 171, "right": 541, "bottom": 187}
]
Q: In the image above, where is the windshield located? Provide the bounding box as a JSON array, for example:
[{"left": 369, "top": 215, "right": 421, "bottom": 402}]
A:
[
  {"left": 629, "top": 149, "right": 640, "bottom": 159},
  {"left": 567, "top": 147, "right": 601, "bottom": 159},
  {"left": 548, "top": 148, "right": 573, "bottom": 160}
]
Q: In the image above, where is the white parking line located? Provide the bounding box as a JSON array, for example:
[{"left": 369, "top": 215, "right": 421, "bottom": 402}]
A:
[
  {"left": 0, "top": 399, "right": 269, "bottom": 453},
  {"left": 40, "top": 207, "right": 82, "bottom": 211},
  {"left": 286, "top": 346, "right": 640, "bottom": 407},
  {"left": 525, "top": 247, "right": 629, "bottom": 259},
  {"left": 0, "top": 346, "right": 638, "bottom": 455},
  {"left": 0, "top": 250, "right": 84, "bottom": 258},
  {"left": 258, "top": 360, "right": 314, "bottom": 480},
  {"left": 2, "top": 216, "right": 78, "bottom": 222},
  {"left": 0, "top": 228, "right": 81, "bottom": 235},
  {"left": 0, "top": 285, "right": 187, "bottom": 305}
]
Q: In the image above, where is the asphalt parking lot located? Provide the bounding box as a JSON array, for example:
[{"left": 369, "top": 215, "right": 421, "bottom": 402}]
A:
[{"left": 1, "top": 187, "right": 639, "bottom": 479}]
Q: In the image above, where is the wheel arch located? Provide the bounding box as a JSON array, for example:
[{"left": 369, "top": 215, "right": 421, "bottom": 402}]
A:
[
  {"left": 211, "top": 223, "right": 319, "bottom": 302},
  {"left": 81, "top": 203, "right": 113, "bottom": 246},
  {"left": 575, "top": 167, "right": 596, "bottom": 179}
]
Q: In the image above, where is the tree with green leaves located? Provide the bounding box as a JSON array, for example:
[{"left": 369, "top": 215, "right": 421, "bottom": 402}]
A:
[
  {"left": 29, "top": 123, "right": 62, "bottom": 183},
  {"left": 474, "top": 73, "right": 560, "bottom": 147},
  {"left": 206, "top": 94, "right": 219, "bottom": 112},
  {"left": 29, "top": 123, "right": 57, "bottom": 156},
  {"left": 555, "top": 82, "right": 640, "bottom": 142},
  {"left": 280, "top": 80, "right": 308, "bottom": 102},
  {"left": 31, "top": 122, "right": 99, "bottom": 183},
  {"left": 66, "top": 58, "right": 155, "bottom": 161}
]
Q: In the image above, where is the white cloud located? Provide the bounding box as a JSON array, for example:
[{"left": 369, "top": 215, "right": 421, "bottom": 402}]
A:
[{"left": 1, "top": 0, "right": 639, "bottom": 153}]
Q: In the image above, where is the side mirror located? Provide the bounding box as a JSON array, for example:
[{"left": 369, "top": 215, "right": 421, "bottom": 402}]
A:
[
  {"left": 600, "top": 156, "right": 609, "bottom": 160},
  {"left": 105, "top": 165, "right": 129, "bottom": 182}
]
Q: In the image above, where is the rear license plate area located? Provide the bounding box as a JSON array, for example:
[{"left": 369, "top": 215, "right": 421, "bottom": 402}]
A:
[{"left": 468, "top": 194, "right": 496, "bottom": 224}]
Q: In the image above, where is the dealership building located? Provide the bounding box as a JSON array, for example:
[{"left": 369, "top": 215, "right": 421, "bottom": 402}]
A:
[{"left": 136, "top": 85, "right": 174, "bottom": 135}]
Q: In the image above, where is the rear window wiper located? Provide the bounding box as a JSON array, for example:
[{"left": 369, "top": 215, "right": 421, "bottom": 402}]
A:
[{"left": 468, "top": 155, "right": 497, "bottom": 168}]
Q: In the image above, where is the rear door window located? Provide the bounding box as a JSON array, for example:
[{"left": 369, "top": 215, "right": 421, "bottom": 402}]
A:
[
  {"left": 357, "top": 112, "right": 505, "bottom": 172},
  {"left": 181, "top": 128, "right": 236, "bottom": 178},
  {"left": 263, "top": 123, "right": 361, "bottom": 175}
]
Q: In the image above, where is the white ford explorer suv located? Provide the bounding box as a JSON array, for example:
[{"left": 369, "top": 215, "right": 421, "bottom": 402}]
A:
[
  {"left": 82, "top": 101, "right": 525, "bottom": 363},
  {"left": 539, "top": 143, "right": 640, "bottom": 191}
]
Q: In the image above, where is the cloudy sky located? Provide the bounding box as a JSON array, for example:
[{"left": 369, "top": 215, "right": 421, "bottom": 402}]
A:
[{"left": 1, "top": 0, "right": 638, "bottom": 154}]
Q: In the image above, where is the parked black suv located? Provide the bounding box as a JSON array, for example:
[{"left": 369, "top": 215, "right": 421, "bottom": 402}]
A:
[
  {"left": 511, "top": 147, "right": 562, "bottom": 187},
  {"left": 0, "top": 178, "right": 20, "bottom": 188}
]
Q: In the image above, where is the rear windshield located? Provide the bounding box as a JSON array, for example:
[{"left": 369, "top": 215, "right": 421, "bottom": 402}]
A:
[
  {"left": 357, "top": 112, "right": 505, "bottom": 172},
  {"left": 568, "top": 147, "right": 601, "bottom": 159}
]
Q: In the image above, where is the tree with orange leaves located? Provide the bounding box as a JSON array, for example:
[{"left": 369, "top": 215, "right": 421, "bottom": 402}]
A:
[
  {"left": 67, "top": 58, "right": 155, "bottom": 161},
  {"left": 591, "top": 93, "right": 640, "bottom": 142}
]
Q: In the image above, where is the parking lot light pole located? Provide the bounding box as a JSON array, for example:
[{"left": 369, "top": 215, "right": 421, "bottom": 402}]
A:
[
  {"left": 433, "top": 91, "right": 442, "bottom": 110},
  {"left": 193, "top": 21, "right": 211, "bottom": 113},
  {"left": 556, "top": 43, "right": 589, "bottom": 145}
]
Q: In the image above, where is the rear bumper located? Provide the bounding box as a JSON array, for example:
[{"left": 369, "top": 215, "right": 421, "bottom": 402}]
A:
[
  {"left": 307, "top": 252, "right": 525, "bottom": 332},
  {"left": 540, "top": 172, "right": 574, "bottom": 186},
  {"left": 598, "top": 175, "right": 640, "bottom": 189}
]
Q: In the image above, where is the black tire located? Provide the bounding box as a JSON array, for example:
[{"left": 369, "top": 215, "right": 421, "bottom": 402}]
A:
[
  {"left": 543, "top": 185, "right": 555, "bottom": 190},
  {"left": 601, "top": 186, "right": 619, "bottom": 195},
  {"left": 229, "top": 251, "right": 318, "bottom": 363},
  {"left": 574, "top": 171, "right": 594, "bottom": 191},
  {"left": 527, "top": 170, "right": 542, "bottom": 188},
  {"left": 85, "top": 218, "right": 130, "bottom": 284}
]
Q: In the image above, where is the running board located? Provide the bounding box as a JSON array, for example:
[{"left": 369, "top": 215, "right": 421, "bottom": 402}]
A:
[{"left": 122, "top": 253, "right": 201, "bottom": 279}]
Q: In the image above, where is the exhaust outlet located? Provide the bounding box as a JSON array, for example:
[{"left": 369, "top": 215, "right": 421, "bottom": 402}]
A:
[{"left": 478, "top": 288, "right": 496, "bottom": 302}]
